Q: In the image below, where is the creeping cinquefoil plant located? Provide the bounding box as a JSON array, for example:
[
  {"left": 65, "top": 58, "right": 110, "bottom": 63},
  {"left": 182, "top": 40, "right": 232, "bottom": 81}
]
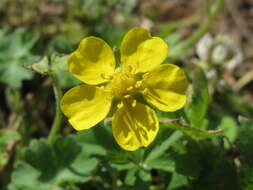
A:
[{"left": 61, "top": 27, "right": 188, "bottom": 151}]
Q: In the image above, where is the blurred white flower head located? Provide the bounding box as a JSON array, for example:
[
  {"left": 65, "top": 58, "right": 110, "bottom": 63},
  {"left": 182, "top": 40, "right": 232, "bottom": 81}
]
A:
[{"left": 196, "top": 33, "right": 243, "bottom": 73}]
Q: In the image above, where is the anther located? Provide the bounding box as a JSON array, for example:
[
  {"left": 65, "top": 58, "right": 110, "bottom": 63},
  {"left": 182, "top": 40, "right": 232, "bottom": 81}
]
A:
[
  {"left": 107, "top": 75, "right": 113, "bottom": 80},
  {"left": 142, "top": 88, "right": 148, "bottom": 95},
  {"left": 101, "top": 73, "right": 113, "bottom": 80},
  {"left": 126, "top": 86, "right": 133, "bottom": 91},
  {"left": 135, "top": 81, "right": 142, "bottom": 88},
  {"left": 143, "top": 73, "right": 149, "bottom": 79},
  {"left": 132, "top": 99, "right": 137, "bottom": 108},
  {"left": 117, "top": 102, "right": 124, "bottom": 109},
  {"left": 124, "top": 94, "right": 131, "bottom": 99},
  {"left": 127, "top": 65, "right": 133, "bottom": 72}
]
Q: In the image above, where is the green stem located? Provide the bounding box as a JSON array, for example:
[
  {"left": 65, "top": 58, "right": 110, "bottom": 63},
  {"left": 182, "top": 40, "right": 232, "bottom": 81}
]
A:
[
  {"left": 170, "top": 0, "right": 224, "bottom": 60},
  {"left": 48, "top": 75, "right": 63, "bottom": 145},
  {"left": 8, "top": 88, "right": 28, "bottom": 144},
  {"left": 112, "top": 172, "right": 118, "bottom": 190},
  {"left": 204, "top": 0, "right": 212, "bottom": 15}
]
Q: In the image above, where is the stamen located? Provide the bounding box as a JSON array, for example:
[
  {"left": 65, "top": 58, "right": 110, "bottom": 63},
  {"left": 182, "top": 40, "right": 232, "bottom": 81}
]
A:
[
  {"left": 135, "top": 81, "right": 142, "bottom": 88},
  {"left": 127, "top": 65, "right": 133, "bottom": 72},
  {"left": 143, "top": 73, "right": 149, "bottom": 79},
  {"left": 142, "top": 88, "right": 148, "bottom": 95},
  {"left": 126, "top": 86, "right": 133, "bottom": 91},
  {"left": 101, "top": 73, "right": 113, "bottom": 80},
  {"left": 132, "top": 99, "right": 137, "bottom": 108},
  {"left": 117, "top": 102, "right": 124, "bottom": 109},
  {"left": 107, "top": 75, "right": 113, "bottom": 80},
  {"left": 124, "top": 94, "right": 131, "bottom": 99}
]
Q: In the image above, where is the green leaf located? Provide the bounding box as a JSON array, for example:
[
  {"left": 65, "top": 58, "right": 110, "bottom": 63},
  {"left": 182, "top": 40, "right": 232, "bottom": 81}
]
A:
[
  {"left": 167, "top": 173, "right": 188, "bottom": 190},
  {"left": 110, "top": 162, "right": 135, "bottom": 171},
  {"left": 29, "top": 57, "right": 49, "bottom": 75},
  {"left": 24, "top": 139, "right": 57, "bottom": 181},
  {"left": 107, "top": 151, "right": 130, "bottom": 165},
  {"left": 132, "top": 170, "right": 151, "bottom": 190},
  {"left": 145, "top": 154, "right": 176, "bottom": 172},
  {"left": 237, "top": 117, "right": 253, "bottom": 165},
  {"left": 0, "top": 29, "right": 38, "bottom": 88},
  {"left": 170, "top": 141, "right": 240, "bottom": 189},
  {"left": 165, "top": 33, "right": 182, "bottom": 47},
  {"left": 74, "top": 125, "right": 120, "bottom": 153},
  {"left": 157, "top": 22, "right": 178, "bottom": 38},
  {"left": 124, "top": 167, "right": 138, "bottom": 186},
  {"left": 8, "top": 161, "right": 56, "bottom": 190},
  {"left": 47, "top": 36, "right": 73, "bottom": 54},
  {"left": 145, "top": 131, "right": 183, "bottom": 163},
  {"left": 184, "top": 66, "right": 209, "bottom": 127},
  {"left": 138, "top": 169, "right": 151, "bottom": 182},
  {"left": 218, "top": 116, "right": 238, "bottom": 148},
  {"left": 0, "top": 62, "right": 34, "bottom": 89},
  {"left": 50, "top": 54, "right": 68, "bottom": 73},
  {"left": 0, "top": 130, "right": 20, "bottom": 169},
  {"left": 161, "top": 122, "right": 223, "bottom": 140},
  {"left": 29, "top": 54, "right": 80, "bottom": 87},
  {"left": 8, "top": 136, "right": 100, "bottom": 190},
  {"left": 240, "top": 167, "right": 253, "bottom": 190},
  {"left": 0, "top": 29, "right": 38, "bottom": 58},
  {"left": 55, "top": 72, "right": 81, "bottom": 88},
  {"left": 170, "top": 143, "right": 202, "bottom": 178},
  {"left": 50, "top": 54, "right": 81, "bottom": 88}
]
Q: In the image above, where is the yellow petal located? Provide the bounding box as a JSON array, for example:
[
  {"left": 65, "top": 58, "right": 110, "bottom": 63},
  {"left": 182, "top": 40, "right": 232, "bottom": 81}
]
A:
[
  {"left": 68, "top": 37, "right": 115, "bottom": 85},
  {"left": 142, "top": 64, "right": 188, "bottom": 112},
  {"left": 120, "top": 27, "right": 168, "bottom": 73},
  {"left": 61, "top": 85, "right": 112, "bottom": 130},
  {"left": 112, "top": 102, "right": 159, "bottom": 151}
]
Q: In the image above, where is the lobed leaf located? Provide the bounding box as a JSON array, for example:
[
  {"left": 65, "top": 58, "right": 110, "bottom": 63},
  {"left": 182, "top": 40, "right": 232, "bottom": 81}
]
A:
[
  {"left": 0, "top": 29, "right": 38, "bottom": 88},
  {"left": 184, "top": 66, "right": 209, "bottom": 127}
]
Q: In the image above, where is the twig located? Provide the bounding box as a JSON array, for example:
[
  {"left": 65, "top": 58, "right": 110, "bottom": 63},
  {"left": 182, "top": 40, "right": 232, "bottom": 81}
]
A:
[
  {"left": 226, "top": 0, "right": 253, "bottom": 39},
  {"left": 160, "top": 119, "right": 223, "bottom": 134},
  {"left": 170, "top": 0, "right": 225, "bottom": 60},
  {"left": 48, "top": 75, "right": 63, "bottom": 145},
  {"left": 234, "top": 69, "right": 253, "bottom": 89}
]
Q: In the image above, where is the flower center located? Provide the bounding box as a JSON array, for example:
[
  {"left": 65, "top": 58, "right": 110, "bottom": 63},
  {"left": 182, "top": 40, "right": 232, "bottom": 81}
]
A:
[
  {"left": 103, "top": 66, "right": 144, "bottom": 108},
  {"left": 109, "top": 67, "right": 135, "bottom": 98}
]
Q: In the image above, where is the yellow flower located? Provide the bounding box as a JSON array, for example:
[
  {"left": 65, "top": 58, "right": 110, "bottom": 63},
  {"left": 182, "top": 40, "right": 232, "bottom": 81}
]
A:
[{"left": 61, "top": 27, "right": 188, "bottom": 151}]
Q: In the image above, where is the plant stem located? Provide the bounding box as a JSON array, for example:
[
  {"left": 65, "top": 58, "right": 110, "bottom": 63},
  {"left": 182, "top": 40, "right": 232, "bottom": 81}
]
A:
[
  {"left": 170, "top": 0, "right": 224, "bottom": 60},
  {"left": 204, "top": 0, "right": 212, "bottom": 15},
  {"left": 48, "top": 75, "right": 63, "bottom": 145},
  {"left": 112, "top": 172, "right": 118, "bottom": 190}
]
